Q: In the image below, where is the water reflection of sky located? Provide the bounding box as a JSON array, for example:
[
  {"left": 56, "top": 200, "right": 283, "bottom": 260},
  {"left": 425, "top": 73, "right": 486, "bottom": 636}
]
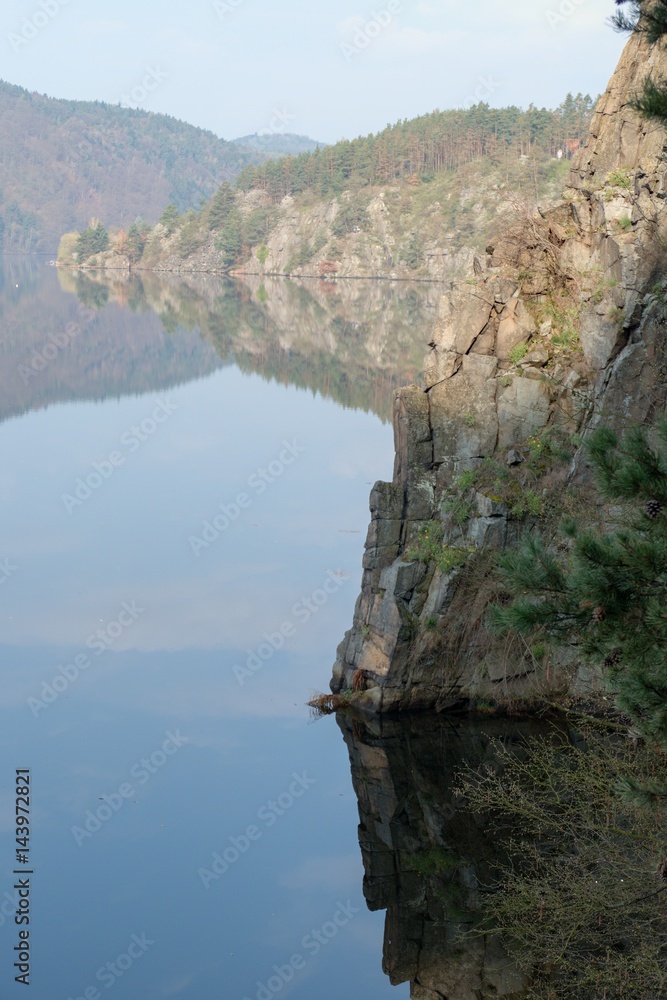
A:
[{"left": 0, "top": 263, "right": 410, "bottom": 998}]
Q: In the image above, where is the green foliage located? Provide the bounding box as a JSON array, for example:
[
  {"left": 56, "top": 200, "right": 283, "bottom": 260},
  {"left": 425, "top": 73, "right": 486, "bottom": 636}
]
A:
[
  {"left": 75, "top": 222, "right": 109, "bottom": 262},
  {"left": 126, "top": 220, "right": 150, "bottom": 264},
  {"left": 412, "top": 847, "right": 461, "bottom": 876},
  {"left": 456, "top": 469, "right": 478, "bottom": 491},
  {"left": 606, "top": 167, "right": 632, "bottom": 189},
  {"left": 243, "top": 207, "right": 275, "bottom": 247},
  {"left": 257, "top": 244, "right": 269, "bottom": 265},
  {"left": 591, "top": 276, "right": 619, "bottom": 304},
  {"left": 615, "top": 213, "right": 633, "bottom": 231},
  {"left": 406, "top": 522, "right": 470, "bottom": 573},
  {"left": 508, "top": 343, "right": 529, "bottom": 365},
  {"left": 158, "top": 204, "right": 180, "bottom": 235},
  {"left": 331, "top": 199, "right": 369, "bottom": 237},
  {"left": 399, "top": 232, "right": 424, "bottom": 271},
  {"left": 510, "top": 488, "right": 545, "bottom": 518},
  {"left": 544, "top": 296, "right": 579, "bottom": 347},
  {"left": 177, "top": 212, "right": 206, "bottom": 259},
  {"left": 206, "top": 183, "right": 236, "bottom": 231},
  {"left": 0, "top": 79, "right": 264, "bottom": 253},
  {"left": 215, "top": 211, "right": 243, "bottom": 269},
  {"left": 458, "top": 726, "right": 667, "bottom": 998},
  {"left": 74, "top": 274, "right": 109, "bottom": 309},
  {"left": 612, "top": 3, "right": 667, "bottom": 125},
  {"left": 235, "top": 98, "right": 596, "bottom": 204},
  {"left": 491, "top": 418, "right": 667, "bottom": 745},
  {"left": 285, "top": 244, "right": 313, "bottom": 273}
]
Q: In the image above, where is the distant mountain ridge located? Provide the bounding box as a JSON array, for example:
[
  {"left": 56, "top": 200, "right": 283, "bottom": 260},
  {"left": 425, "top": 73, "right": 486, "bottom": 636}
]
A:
[
  {"left": 233, "top": 133, "right": 325, "bottom": 158},
  {"left": 0, "top": 79, "right": 265, "bottom": 253}
]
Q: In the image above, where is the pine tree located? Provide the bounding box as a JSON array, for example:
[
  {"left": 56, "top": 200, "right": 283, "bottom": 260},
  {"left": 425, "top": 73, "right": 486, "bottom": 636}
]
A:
[
  {"left": 613, "top": 1, "right": 667, "bottom": 124},
  {"left": 490, "top": 418, "right": 667, "bottom": 745}
]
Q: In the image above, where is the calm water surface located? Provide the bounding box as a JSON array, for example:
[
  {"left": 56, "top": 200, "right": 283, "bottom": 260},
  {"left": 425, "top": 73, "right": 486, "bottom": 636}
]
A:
[{"left": 0, "top": 258, "right": 445, "bottom": 999}]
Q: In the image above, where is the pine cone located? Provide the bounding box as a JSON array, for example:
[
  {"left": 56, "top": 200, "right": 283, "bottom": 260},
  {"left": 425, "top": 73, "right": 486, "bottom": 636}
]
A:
[
  {"left": 604, "top": 649, "right": 621, "bottom": 667},
  {"left": 646, "top": 499, "right": 663, "bottom": 520},
  {"left": 593, "top": 605, "right": 607, "bottom": 623}
]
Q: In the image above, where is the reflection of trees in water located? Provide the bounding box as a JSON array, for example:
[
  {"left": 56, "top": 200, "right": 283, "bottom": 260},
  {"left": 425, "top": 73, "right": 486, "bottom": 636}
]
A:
[
  {"left": 339, "top": 712, "right": 667, "bottom": 999},
  {"left": 337, "top": 712, "right": 531, "bottom": 999},
  {"left": 73, "top": 271, "right": 440, "bottom": 421}
]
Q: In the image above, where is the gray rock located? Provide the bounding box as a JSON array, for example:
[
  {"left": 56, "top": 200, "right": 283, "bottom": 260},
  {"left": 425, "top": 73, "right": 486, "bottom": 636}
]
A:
[
  {"left": 431, "top": 285, "right": 495, "bottom": 355},
  {"left": 523, "top": 348, "right": 549, "bottom": 366},
  {"left": 393, "top": 387, "right": 432, "bottom": 484},
  {"left": 497, "top": 377, "right": 551, "bottom": 449},
  {"left": 475, "top": 492, "right": 509, "bottom": 517},
  {"left": 496, "top": 298, "right": 538, "bottom": 360}
]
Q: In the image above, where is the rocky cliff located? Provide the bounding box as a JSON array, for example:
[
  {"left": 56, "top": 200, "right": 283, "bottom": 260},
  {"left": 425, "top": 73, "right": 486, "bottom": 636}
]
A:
[
  {"left": 331, "top": 30, "right": 667, "bottom": 713},
  {"left": 65, "top": 152, "right": 570, "bottom": 283}
]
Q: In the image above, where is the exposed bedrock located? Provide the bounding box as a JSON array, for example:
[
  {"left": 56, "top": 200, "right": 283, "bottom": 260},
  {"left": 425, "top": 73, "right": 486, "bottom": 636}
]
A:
[{"left": 331, "top": 30, "right": 667, "bottom": 713}]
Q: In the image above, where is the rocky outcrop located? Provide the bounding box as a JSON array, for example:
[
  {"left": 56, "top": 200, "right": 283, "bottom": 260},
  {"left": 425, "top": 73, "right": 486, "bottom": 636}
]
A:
[
  {"left": 338, "top": 712, "right": 547, "bottom": 997},
  {"left": 331, "top": 30, "right": 667, "bottom": 713}
]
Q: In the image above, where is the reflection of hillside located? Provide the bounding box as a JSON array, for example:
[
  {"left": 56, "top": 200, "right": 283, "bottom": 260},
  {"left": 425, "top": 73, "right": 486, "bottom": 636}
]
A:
[
  {"left": 1, "top": 259, "right": 440, "bottom": 424},
  {"left": 71, "top": 271, "right": 441, "bottom": 421},
  {"left": 0, "top": 259, "right": 223, "bottom": 425},
  {"left": 338, "top": 713, "right": 534, "bottom": 999}
]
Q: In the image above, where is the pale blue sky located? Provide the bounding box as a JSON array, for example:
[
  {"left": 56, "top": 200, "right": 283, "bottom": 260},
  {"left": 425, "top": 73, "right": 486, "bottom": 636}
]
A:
[{"left": 1, "top": 0, "right": 627, "bottom": 144}]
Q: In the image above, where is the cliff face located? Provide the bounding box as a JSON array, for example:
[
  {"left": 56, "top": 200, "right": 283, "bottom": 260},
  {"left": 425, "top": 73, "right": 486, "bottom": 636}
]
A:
[
  {"left": 71, "top": 152, "right": 570, "bottom": 283},
  {"left": 331, "top": 31, "right": 667, "bottom": 713}
]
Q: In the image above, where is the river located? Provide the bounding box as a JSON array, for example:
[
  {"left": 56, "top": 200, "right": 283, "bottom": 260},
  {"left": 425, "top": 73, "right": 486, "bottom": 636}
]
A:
[{"left": 1, "top": 258, "right": 451, "bottom": 999}]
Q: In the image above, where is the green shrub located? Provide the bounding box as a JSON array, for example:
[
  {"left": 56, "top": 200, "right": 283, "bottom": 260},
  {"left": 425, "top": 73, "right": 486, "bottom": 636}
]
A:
[
  {"left": 508, "top": 343, "right": 529, "bottom": 365},
  {"left": 406, "top": 522, "right": 470, "bottom": 573}
]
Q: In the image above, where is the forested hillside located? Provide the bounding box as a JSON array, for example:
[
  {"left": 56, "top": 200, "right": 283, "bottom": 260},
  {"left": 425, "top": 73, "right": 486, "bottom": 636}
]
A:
[
  {"left": 0, "top": 80, "right": 262, "bottom": 253},
  {"left": 64, "top": 96, "right": 595, "bottom": 281},
  {"left": 235, "top": 95, "right": 594, "bottom": 199}
]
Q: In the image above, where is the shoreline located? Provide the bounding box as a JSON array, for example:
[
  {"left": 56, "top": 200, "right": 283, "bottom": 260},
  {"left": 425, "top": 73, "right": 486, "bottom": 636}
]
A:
[{"left": 57, "top": 262, "right": 451, "bottom": 285}]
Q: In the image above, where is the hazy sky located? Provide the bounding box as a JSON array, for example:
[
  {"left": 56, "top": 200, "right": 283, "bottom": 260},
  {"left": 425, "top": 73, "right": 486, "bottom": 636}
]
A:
[{"left": 1, "top": 0, "right": 627, "bottom": 144}]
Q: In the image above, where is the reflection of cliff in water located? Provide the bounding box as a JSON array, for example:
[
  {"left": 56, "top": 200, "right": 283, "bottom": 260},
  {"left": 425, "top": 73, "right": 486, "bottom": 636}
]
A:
[
  {"left": 1, "top": 258, "right": 439, "bottom": 424},
  {"left": 66, "top": 269, "right": 442, "bottom": 421},
  {"left": 0, "top": 257, "right": 224, "bottom": 425},
  {"left": 338, "top": 712, "right": 534, "bottom": 999}
]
